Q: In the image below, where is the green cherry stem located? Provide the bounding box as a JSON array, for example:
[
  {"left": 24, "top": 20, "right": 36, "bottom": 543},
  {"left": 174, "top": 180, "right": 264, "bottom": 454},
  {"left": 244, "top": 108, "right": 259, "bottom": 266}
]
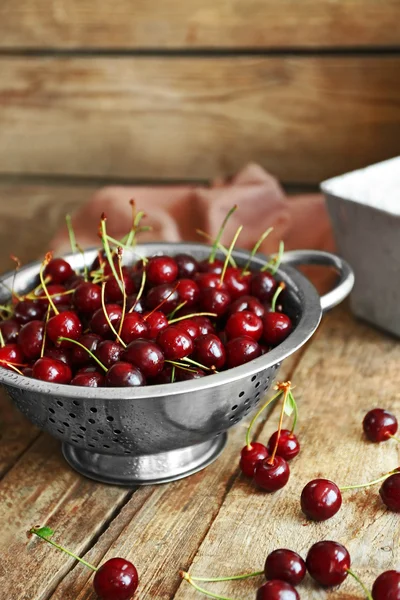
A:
[
  {"left": 189, "top": 571, "right": 264, "bottom": 583},
  {"left": 168, "top": 312, "right": 217, "bottom": 325},
  {"left": 116, "top": 250, "right": 127, "bottom": 338},
  {"left": 170, "top": 365, "right": 176, "bottom": 383},
  {"left": 196, "top": 230, "right": 237, "bottom": 268},
  {"left": 270, "top": 282, "right": 285, "bottom": 313},
  {"left": 40, "top": 254, "right": 58, "bottom": 315},
  {"left": 389, "top": 434, "right": 400, "bottom": 443},
  {"left": 3, "top": 362, "right": 24, "bottom": 375},
  {"left": 345, "top": 569, "right": 373, "bottom": 600},
  {"left": 219, "top": 225, "right": 243, "bottom": 288},
  {"left": 0, "top": 328, "right": 5, "bottom": 348},
  {"left": 209, "top": 205, "right": 237, "bottom": 264},
  {"left": 261, "top": 240, "right": 284, "bottom": 274},
  {"left": 289, "top": 391, "right": 298, "bottom": 434},
  {"left": 40, "top": 306, "right": 50, "bottom": 358},
  {"left": 57, "top": 337, "right": 108, "bottom": 373},
  {"left": 101, "top": 282, "right": 126, "bottom": 347},
  {"left": 128, "top": 268, "right": 147, "bottom": 314},
  {"left": 168, "top": 301, "right": 187, "bottom": 320},
  {"left": 245, "top": 387, "right": 284, "bottom": 449},
  {"left": 181, "top": 357, "right": 217, "bottom": 372},
  {"left": 241, "top": 227, "right": 273, "bottom": 275},
  {"left": 180, "top": 572, "right": 238, "bottom": 600},
  {"left": 268, "top": 384, "right": 290, "bottom": 465},
  {"left": 165, "top": 360, "right": 198, "bottom": 373},
  {"left": 65, "top": 214, "right": 78, "bottom": 254},
  {"left": 29, "top": 527, "right": 98, "bottom": 572},
  {"left": 100, "top": 214, "right": 124, "bottom": 294},
  {"left": 339, "top": 468, "right": 399, "bottom": 492}
]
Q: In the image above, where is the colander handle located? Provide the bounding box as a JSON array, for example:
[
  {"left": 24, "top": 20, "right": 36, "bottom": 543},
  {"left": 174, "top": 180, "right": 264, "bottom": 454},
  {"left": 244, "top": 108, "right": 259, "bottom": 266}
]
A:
[{"left": 280, "top": 250, "right": 354, "bottom": 313}]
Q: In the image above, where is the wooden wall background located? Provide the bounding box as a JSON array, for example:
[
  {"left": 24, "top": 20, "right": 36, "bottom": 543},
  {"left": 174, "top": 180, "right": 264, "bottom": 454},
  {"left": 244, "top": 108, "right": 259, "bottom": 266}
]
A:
[{"left": 0, "top": 0, "right": 399, "bottom": 227}]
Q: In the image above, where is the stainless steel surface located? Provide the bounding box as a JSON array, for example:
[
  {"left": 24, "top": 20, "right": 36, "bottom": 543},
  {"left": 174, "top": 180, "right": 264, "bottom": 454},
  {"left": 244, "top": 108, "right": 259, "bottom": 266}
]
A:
[{"left": 0, "top": 243, "right": 354, "bottom": 485}]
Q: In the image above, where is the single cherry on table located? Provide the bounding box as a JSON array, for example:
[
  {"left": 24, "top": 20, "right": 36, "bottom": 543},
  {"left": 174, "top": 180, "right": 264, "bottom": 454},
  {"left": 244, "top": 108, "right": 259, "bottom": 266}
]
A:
[
  {"left": 363, "top": 408, "right": 398, "bottom": 443},
  {"left": 300, "top": 478, "right": 343, "bottom": 521},
  {"left": 264, "top": 549, "right": 306, "bottom": 586}
]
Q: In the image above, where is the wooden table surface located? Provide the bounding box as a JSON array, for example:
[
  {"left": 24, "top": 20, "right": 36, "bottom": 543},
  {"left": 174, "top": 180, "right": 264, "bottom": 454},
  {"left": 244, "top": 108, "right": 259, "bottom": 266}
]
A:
[{"left": 0, "top": 188, "right": 399, "bottom": 600}]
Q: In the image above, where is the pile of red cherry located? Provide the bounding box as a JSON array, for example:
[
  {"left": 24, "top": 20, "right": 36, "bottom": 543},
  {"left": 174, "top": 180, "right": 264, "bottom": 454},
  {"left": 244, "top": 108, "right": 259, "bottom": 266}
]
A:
[{"left": 0, "top": 211, "right": 292, "bottom": 387}]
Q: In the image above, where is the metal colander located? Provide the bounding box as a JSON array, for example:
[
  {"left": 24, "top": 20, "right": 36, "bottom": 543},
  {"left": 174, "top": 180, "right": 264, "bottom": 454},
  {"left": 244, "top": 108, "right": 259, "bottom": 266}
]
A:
[{"left": 0, "top": 244, "right": 354, "bottom": 485}]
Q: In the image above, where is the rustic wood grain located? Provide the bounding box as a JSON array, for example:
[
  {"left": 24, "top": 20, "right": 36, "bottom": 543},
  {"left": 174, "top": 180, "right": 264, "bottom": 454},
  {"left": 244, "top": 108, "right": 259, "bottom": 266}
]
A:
[
  {"left": 172, "top": 308, "right": 400, "bottom": 599},
  {"left": 1, "top": 0, "right": 399, "bottom": 49},
  {"left": 0, "top": 57, "right": 399, "bottom": 184}
]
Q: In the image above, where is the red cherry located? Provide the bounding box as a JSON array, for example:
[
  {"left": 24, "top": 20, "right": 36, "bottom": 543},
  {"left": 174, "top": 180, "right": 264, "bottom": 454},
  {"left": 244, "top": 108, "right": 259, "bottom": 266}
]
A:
[
  {"left": 265, "top": 549, "right": 306, "bottom": 586},
  {"left": 200, "top": 287, "right": 231, "bottom": 316},
  {"left": 14, "top": 300, "right": 46, "bottom": 324},
  {"left": 96, "top": 341, "right": 124, "bottom": 368},
  {"left": 18, "top": 320, "right": 44, "bottom": 359},
  {"left": 176, "top": 367, "right": 206, "bottom": 381},
  {"left": 306, "top": 541, "right": 350, "bottom": 587},
  {"left": 198, "top": 259, "right": 224, "bottom": 274},
  {"left": 251, "top": 272, "right": 278, "bottom": 302},
  {"left": 193, "top": 333, "right": 226, "bottom": 369},
  {"left": 262, "top": 313, "right": 292, "bottom": 346},
  {"left": 256, "top": 580, "right": 299, "bottom": 600},
  {"left": 71, "top": 372, "right": 105, "bottom": 387},
  {"left": 44, "top": 257, "right": 74, "bottom": 284},
  {"left": 64, "top": 274, "right": 84, "bottom": 290},
  {"left": 73, "top": 282, "right": 102, "bottom": 313},
  {"left": 105, "top": 268, "right": 135, "bottom": 302},
  {"left": 267, "top": 430, "right": 300, "bottom": 461},
  {"left": 36, "top": 284, "right": 69, "bottom": 307},
  {"left": 239, "top": 443, "right": 268, "bottom": 477},
  {"left": 147, "top": 256, "right": 178, "bottom": 286},
  {"left": 175, "top": 254, "right": 199, "bottom": 278},
  {"left": 225, "top": 311, "right": 263, "bottom": 341},
  {"left": 146, "top": 283, "right": 179, "bottom": 314},
  {"left": 71, "top": 333, "right": 102, "bottom": 366},
  {"left": 120, "top": 313, "right": 149, "bottom": 344},
  {"left": 150, "top": 365, "right": 173, "bottom": 384},
  {"left": 174, "top": 319, "right": 200, "bottom": 340},
  {"left": 254, "top": 456, "right": 290, "bottom": 492},
  {"left": 142, "top": 311, "right": 168, "bottom": 339},
  {"left": 0, "top": 319, "right": 20, "bottom": 343},
  {"left": 176, "top": 279, "right": 200, "bottom": 307},
  {"left": 301, "top": 479, "right": 342, "bottom": 521},
  {"left": 372, "top": 570, "right": 400, "bottom": 600},
  {"left": 22, "top": 367, "right": 33, "bottom": 377},
  {"left": 126, "top": 294, "right": 146, "bottom": 314},
  {"left": 93, "top": 557, "right": 139, "bottom": 600},
  {"left": 105, "top": 362, "right": 145, "bottom": 387},
  {"left": 0, "top": 343, "right": 25, "bottom": 368},
  {"left": 90, "top": 304, "right": 122, "bottom": 338},
  {"left": 195, "top": 272, "right": 228, "bottom": 291},
  {"left": 379, "top": 473, "right": 400, "bottom": 511},
  {"left": 122, "top": 339, "right": 164, "bottom": 378},
  {"left": 363, "top": 408, "right": 398, "bottom": 442},
  {"left": 157, "top": 326, "right": 193, "bottom": 360},
  {"left": 32, "top": 357, "right": 72, "bottom": 384},
  {"left": 190, "top": 316, "right": 215, "bottom": 335},
  {"left": 228, "top": 295, "right": 265, "bottom": 318},
  {"left": 44, "top": 347, "right": 71, "bottom": 365},
  {"left": 225, "top": 336, "right": 261, "bottom": 368},
  {"left": 223, "top": 267, "right": 251, "bottom": 300},
  {"left": 47, "top": 311, "right": 82, "bottom": 346}
]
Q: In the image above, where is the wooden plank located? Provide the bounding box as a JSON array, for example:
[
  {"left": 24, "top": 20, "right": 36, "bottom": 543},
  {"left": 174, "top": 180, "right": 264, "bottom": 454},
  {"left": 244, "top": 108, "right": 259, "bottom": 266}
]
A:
[
  {"left": 0, "top": 57, "right": 399, "bottom": 184},
  {"left": 1, "top": 0, "right": 399, "bottom": 49},
  {"left": 171, "top": 308, "right": 400, "bottom": 599}
]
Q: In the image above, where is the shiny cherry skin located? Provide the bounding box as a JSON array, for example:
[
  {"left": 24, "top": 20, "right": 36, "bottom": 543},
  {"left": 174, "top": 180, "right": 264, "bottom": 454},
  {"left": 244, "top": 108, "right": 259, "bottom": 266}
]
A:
[
  {"left": 47, "top": 311, "right": 82, "bottom": 346},
  {"left": 36, "top": 284, "right": 70, "bottom": 307},
  {"left": 240, "top": 443, "right": 269, "bottom": 477},
  {"left": 93, "top": 557, "right": 139, "bottom": 600},
  {"left": 73, "top": 282, "right": 102, "bottom": 313},
  {"left": 44, "top": 346, "right": 71, "bottom": 365},
  {"left": 223, "top": 267, "right": 251, "bottom": 300},
  {"left": 0, "top": 319, "right": 20, "bottom": 343},
  {"left": 104, "top": 268, "right": 135, "bottom": 302},
  {"left": 265, "top": 549, "right": 306, "bottom": 586},
  {"left": 301, "top": 478, "right": 342, "bottom": 521},
  {"left": 263, "top": 313, "right": 292, "bottom": 346},
  {"left": 147, "top": 255, "right": 178, "bottom": 286},
  {"left": 150, "top": 365, "right": 173, "bottom": 384},
  {"left": 143, "top": 311, "right": 169, "bottom": 339},
  {"left": 195, "top": 272, "right": 228, "bottom": 291},
  {"left": 120, "top": 313, "right": 149, "bottom": 344},
  {"left": 198, "top": 258, "right": 224, "bottom": 274},
  {"left": 193, "top": 333, "right": 226, "bottom": 369},
  {"left": 71, "top": 333, "right": 102, "bottom": 365},
  {"left": 267, "top": 430, "right": 300, "bottom": 461},
  {"left": 105, "top": 362, "right": 145, "bottom": 387},
  {"left": 200, "top": 287, "right": 231, "bottom": 316},
  {"left": 306, "top": 541, "right": 350, "bottom": 587},
  {"left": 90, "top": 304, "right": 123, "bottom": 338},
  {"left": 251, "top": 272, "right": 278, "bottom": 302},
  {"left": 225, "top": 336, "right": 261, "bottom": 368},
  {"left": 0, "top": 343, "right": 25, "bottom": 367},
  {"left": 228, "top": 295, "right": 265, "bottom": 318},
  {"left": 44, "top": 257, "right": 74, "bottom": 284},
  {"left": 146, "top": 283, "right": 179, "bottom": 314},
  {"left": 122, "top": 339, "right": 165, "bottom": 378},
  {"left": 379, "top": 473, "right": 400, "bottom": 511},
  {"left": 14, "top": 300, "right": 46, "bottom": 324},
  {"left": 176, "top": 279, "right": 200, "bottom": 307},
  {"left": 18, "top": 320, "right": 44, "bottom": 359},
  {"left": 254, "top": 456, "right": 290, "bottom": 492},
  {"left": 174, "top": 319, "right": 200, "bottom": 340},
  {"left": 363, "top": 408, "right": 398, "bottom": 442},
  {"left": 190, "top": 316, "right": 215, "bottom": 335},
  {"left": 126, "top": 294, "right": 146, "bottom": 314},
  {"left": 225, "top": 311, "right": 263, "bottom": 341},
  {"left": 71, "top": 371, "right": 105, "bottom": 387},
  {"left": 256, "top": 580, "right": 299, "bottom": 600},
  {"left": 32, "top": 357, "right": 72, "bottom": 384},
  {"left": 174, "top": 254, "right": 199, "bottom": 278},
  {"left": 96, "top": 340, "right": 124, "bottom": 368},
  {"left": 157, "top": 326, "right": 193, "bottom": 360},
  {"left": 372, "top": 570, "right": 400, "bottom": 600},
  {"left": 177, "top": 367, "right": 206, "bottom": 381}
]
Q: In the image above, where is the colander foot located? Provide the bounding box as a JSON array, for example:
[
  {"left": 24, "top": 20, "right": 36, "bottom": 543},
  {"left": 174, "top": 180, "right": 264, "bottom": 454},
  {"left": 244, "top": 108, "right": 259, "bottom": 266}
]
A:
[{"left": 62, "top": 434, "right": 227, "bottom": 486}]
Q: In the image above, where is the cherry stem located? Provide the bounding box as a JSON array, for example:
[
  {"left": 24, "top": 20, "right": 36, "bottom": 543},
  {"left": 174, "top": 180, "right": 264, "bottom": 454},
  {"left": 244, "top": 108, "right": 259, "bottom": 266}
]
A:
[
  {"left": 126, "top": 209, "right": 146, "bottom": 247},
  {"left": 143, "top": 283, "right": 180, "bottom": 319},
  {"left": 241, "top": 227, "right": 273, "bottom": 275},
  {"left": 289, "top": 391, "right": 298, "bottom": 434},
  {"left": 128, "top": 268, "right": 147, "bottom": 314},
  {"left": 345, "top": 568, "right": 373, "bottom": 600},
  {"left": 269, "top": 385, "right": 290, "bottom": 464},
  {"left": 180, "top": 572, "right": 238, "bottom": 600},
  {"left": 76, "top": 243, "right": 89, "bottom": 282},
  {"left": 389, "top": 434, "right": 400, "bottom": 443},
  {"left": 104, "top": 234, "right": 147, "bottom": 258},
  {"left": 0, "top": 328, "right": 4, "bottom": 348},
  {"left": 219, "top": 226, "right": 243, "bottom": 288},
  {"left": 171, "top": 365, "right": 176, "bottom": 383},
  {"left": 100, "top": 216, "right": 124, "bottom": 294},
  {"left": 261, "top": 240, "right": 284, "bottom": 274},
  {"left": 271, "top": 283, "right": 285, "bottom": 313},
  {"left": 168, "top": 312, "right": 217, "bottom": 325},
  {"left": 3, "top": 362, "right": 24, "bottom": 375},
  {"left": 39, "top": 254, "right": 58, "bottom": 315},
  {"left": 165, "top": 360, "right": 198, "bottom": 373},
  {"left": 245, "top": 387, "right": 284, "bottom": 449},
  {"left": 182, "top": 357, "right": 217, "bottom": 372},
  {"left": 339, "top": 468, "right": 399, "bottom": 492},
  {"left": 196, "top": 230, "right": 237, "bottom": 268},
  {"left": 29, "top": 528, "right": 98, "bottom": 572},
  {"left": 41, "top": 306, "right": 50, "bottom": 358},
  {"left": 10, "top": 255, "right": 23, "bottom": 303},
  {"left": 58, "top": 337, "right": 108, "bottom": 373},
  {"left": 65, "top": 214, "right": 78, "bottom": 254},
  {"left": 101, "top": 282, "right": 126, "bottom": 347},
  {"left": 0, "top": 304, "right": 14, "bottom": 315},
  {"left": 116, "top": 251, "right": 127, "bottom": 338},
  {"left": 209, "top": 205, "right": 237, "bottom": 264},
  {"left": 168, "top": 301, "right": 187, "bottom": 320},
  {"left": 189, "top": 571, "right": 264, "bottom": 583}
]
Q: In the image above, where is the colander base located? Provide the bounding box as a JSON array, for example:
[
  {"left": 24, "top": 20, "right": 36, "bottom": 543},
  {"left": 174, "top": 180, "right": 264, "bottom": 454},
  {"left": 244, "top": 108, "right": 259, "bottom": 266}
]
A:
[{"left": 62, "top": 434, "right": 227, "bottom": 485}]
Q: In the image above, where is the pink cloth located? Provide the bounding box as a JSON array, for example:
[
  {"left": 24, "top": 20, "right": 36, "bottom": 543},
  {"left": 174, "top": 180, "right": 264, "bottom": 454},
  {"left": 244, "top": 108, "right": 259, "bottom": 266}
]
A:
[{"left": 52, "top": 164, "right": 334, "bottom": 257}]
